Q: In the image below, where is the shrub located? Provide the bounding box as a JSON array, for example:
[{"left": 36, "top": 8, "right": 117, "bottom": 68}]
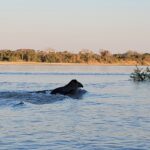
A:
[{"left": 130, "top": 66, "right": 150, "bottom": 81}]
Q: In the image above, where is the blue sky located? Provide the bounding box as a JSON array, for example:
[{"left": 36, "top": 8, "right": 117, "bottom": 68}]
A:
[{"left": 0, "top": 0, "right": 150, "bottom": 53}]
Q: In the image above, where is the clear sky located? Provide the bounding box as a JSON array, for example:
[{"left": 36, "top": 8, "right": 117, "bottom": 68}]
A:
[{"left": 0, "top": 0, "right": 150, "bottom": 53}]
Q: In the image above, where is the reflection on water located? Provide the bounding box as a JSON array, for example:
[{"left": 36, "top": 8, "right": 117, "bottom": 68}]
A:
[{"left": 0, "top": 65, "right": 150, "bottom": 150}]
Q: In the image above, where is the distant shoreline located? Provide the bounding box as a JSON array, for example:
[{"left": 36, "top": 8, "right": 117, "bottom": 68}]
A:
[
  {"left": 0, "top": 61, "right": 149, "bottom": 66},
  {"left": 0, "top": 49, "right": 149, "bottom": 66}
]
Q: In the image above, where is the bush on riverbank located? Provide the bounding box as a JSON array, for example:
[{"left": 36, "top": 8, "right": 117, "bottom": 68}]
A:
[{"left": 0, "top": 49, "right": 150, "bottom": 65}]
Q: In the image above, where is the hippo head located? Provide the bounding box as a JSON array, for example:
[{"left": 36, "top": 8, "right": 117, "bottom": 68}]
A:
[
  {"left": 68, "top": 79, "right": 83, "bottom": 88},
  {"left": 51, "top": 79, "right": 84, "bottom": 96}
]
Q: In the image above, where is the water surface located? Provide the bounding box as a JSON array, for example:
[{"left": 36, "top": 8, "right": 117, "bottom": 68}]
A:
[{"left": 0, "top": 65, "right": 150, "bottom": 150}]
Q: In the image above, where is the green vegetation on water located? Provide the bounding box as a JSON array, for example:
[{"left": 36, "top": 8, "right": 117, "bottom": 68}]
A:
[
  {"left": 130, "top": 66, "right": 150, "bottom": 81},
  {"left": 0, "top": 49, "right": 150, "bottom": 65}
]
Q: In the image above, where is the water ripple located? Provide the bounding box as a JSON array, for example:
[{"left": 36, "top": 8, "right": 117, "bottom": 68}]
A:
[
  {"left": 0, "top": 66, "right": 150, "bottom": 150},
  {"left": 0, "top": 72, "right": 129, "bottom": 76}
]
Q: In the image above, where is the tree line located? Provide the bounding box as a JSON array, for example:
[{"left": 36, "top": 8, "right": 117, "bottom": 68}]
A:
[{"left": 0, "top": 49, "right": 149, "bottom": 65}]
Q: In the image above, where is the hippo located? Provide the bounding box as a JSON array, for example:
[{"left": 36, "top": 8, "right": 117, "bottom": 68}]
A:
[{"left": 51, "top": 79, "right": 83, "bottom": 95}]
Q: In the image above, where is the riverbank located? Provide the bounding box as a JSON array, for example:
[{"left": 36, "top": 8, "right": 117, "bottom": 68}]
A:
[{"left": 0, "top": 61, "right": 149, "bottom": 66}]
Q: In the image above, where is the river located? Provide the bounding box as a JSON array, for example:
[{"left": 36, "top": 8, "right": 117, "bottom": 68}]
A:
[{"left": 0, "top": 65, "right": 150, "bottom": 150}]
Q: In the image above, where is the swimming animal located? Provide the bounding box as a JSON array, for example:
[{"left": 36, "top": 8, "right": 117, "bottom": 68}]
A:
[{"left": 51, "top": 79, "right": 83, "bottom": 95}]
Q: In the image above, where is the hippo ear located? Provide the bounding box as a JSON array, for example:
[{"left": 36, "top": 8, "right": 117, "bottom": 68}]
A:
[{"left": 71, "top": 79, "right": 77, "bottom": 82}]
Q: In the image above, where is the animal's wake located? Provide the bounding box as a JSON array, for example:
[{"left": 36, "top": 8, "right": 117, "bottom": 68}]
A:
[
  {"left": 0, "top": 80, "right": 86, "bottom": 106},
  {"left": 0, "top": 89, "right": 86, "bottom": 106}
]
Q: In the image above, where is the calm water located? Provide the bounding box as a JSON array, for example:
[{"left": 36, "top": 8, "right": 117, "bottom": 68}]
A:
[{"left": 0, "top": 65, "right": 150, "bottom": 150}]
